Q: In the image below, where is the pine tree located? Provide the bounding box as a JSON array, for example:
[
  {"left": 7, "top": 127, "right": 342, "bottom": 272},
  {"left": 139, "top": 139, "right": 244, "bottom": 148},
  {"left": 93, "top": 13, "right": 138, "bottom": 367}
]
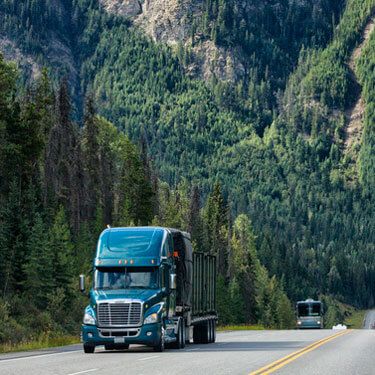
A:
[
  {"left": 82, "top": 94, "right": 100, "bottom": 221},
  {"left": 231, "top": 214, "right": 260, "bottom": 323},
  {"left": 44, "top": 79, "right": 84, "bottom": 233},
  {"left": 23, "top": 213, "right": 52, "bottom": 309},
  {"left": 188, "top": 185, "right": 205, "bottom": 251},
  {"left": 204, "top": 182, "right": 229, "bottom": 276},
  {"left": 48, "top": 207, "right": 74, "bottom": 301}
]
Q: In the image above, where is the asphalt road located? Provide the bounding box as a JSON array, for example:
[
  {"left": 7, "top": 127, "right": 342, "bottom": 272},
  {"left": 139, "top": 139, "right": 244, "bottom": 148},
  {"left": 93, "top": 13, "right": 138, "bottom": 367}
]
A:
[{"left": 1, "top": 328, "right": 375, "bottom": 375}]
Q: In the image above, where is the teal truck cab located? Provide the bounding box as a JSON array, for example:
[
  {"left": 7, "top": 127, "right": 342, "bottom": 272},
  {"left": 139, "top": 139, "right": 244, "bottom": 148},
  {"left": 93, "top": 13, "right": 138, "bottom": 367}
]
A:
[
  {"left": 296, "top": 299, "right": 323, "bottom": 329},
  {"left": 80, "top": 227, "right": 217, "bottom": 353}
]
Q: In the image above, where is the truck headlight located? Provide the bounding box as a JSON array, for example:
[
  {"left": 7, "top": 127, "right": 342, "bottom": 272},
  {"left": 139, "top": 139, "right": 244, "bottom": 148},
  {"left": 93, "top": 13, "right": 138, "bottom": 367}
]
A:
[
  {"left": 83, "top": 312, "right": 96, "bottom": 325},
  {"left": 144, "top": 313, "right": 158, "bottom": 325},
  {"left": 317, "top": 321, "right": 321, "bottom": 325},
  {"left": 297, "top": 320, "right": 302, "bottom": 325}
]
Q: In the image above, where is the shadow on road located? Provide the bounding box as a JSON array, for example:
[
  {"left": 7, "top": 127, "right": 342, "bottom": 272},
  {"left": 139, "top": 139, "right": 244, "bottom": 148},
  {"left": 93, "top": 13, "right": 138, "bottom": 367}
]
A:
[{"left": 96, "top": 341, "right": 306, "bottom": 354}]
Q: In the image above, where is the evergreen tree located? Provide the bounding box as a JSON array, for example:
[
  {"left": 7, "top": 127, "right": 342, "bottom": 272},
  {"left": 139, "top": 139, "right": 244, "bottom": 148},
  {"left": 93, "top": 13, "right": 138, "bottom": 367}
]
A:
[
  {"left": 82, "top": 94, "right": 100, "bottom": 221},
  {"left": 23, "top": 214, "right": 52, "bottom": 309},
  {"left": 203, "top": 183, "right": 229, "bottom": 276}
]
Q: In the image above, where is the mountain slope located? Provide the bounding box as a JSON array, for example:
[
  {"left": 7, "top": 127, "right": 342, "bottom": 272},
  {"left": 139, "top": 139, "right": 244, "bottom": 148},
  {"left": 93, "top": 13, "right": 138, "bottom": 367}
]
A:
[{"left": 0, "top": 0, "right": 375, "bottom": 307}]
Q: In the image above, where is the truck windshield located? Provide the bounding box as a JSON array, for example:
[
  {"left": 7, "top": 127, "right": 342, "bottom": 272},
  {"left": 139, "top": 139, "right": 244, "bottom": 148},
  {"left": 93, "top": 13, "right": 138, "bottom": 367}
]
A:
[
  {"left": 94, "top": 267, "right": 159, "bottom": 290},
  {"left": 297, "top": 303, "right": 322, "bottom": 317}
]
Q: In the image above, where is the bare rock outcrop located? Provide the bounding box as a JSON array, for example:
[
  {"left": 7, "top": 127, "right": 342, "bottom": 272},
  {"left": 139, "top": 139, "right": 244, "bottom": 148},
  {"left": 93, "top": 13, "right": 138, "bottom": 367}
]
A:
[
  {"left": 0, "top": 38, "right": 40, "bottom": 79},
  {"left": 100, "top": 0, "right": 142, "bottom": 17},
  {"left": 99, "top": 0, "right": 245, "bottom": 82}
]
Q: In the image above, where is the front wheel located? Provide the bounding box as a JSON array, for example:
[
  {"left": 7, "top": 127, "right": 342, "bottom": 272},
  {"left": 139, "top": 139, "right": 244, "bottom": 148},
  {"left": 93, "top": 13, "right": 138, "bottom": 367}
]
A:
[
  {"left": 154, "top": 327, "right": 165, "bottom": 352},
  {"left": 83, "top": 343, "right": 95, "bottom": 353}
]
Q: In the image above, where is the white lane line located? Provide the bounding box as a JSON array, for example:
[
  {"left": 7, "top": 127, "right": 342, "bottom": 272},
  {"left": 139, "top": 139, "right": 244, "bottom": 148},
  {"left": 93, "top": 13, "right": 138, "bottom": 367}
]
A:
[
  {"left": 137, "top": 355, "right": 160, "bottom": 361},
  {"left": 67, "top": 370, "right": 98, "bottom": 375},
  {"left": 0, "top": 350, "right": 82, "bottom": 364},
  {"left": 186, "top": 348, "right": 200, "bottom": 351}
]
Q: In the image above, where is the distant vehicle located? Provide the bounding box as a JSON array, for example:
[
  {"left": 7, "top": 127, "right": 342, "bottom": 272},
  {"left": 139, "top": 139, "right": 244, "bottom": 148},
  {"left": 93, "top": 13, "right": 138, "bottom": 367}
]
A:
[
  {"left": 80, "top": 227, "right": 217, "bottom": 353},
  {"left": 296, "top": 299, "right": 324, "bottom": 329}
]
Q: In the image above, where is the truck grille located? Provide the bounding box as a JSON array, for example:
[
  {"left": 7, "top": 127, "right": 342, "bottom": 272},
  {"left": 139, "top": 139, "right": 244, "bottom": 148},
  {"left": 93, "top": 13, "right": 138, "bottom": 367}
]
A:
[{"left": 97, "top": 302, "right": 142, "bottom": 327}]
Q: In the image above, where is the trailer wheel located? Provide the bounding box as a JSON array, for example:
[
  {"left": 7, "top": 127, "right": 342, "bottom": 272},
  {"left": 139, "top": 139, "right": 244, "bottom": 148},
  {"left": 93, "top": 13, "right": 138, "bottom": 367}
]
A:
[
  {"left": 211, "top": 320, "right": 216, "bottom": 343},
  {"left": 200, "top": 321, "right": 210, "bottom": 344},
  {"left": 205, "top": 321, "right": 210, "bottom": 344},
  {"left": 207, "top": 320, "right": 213, "bottom": 343},
  {"left": 83, "top": 343, "right": 95, "bottom": 353},
  {"left": 193, "top": 324, "right": 202, "bottom": 344}
]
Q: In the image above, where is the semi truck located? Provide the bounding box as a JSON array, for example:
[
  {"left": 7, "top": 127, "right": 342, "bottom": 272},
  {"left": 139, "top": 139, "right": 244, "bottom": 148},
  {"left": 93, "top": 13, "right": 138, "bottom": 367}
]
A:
[
  {"left": 296, "top": 299, "right": 323, "bottom": 329},
  {"left": 80, "top": 226, "right": 217, "bottom": 353}
]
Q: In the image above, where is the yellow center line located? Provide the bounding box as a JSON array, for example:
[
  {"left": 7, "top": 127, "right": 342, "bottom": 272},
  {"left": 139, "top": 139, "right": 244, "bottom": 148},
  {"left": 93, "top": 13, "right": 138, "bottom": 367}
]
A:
[{"left": 249, "top": 330, "right": 351, "bottom": 375}]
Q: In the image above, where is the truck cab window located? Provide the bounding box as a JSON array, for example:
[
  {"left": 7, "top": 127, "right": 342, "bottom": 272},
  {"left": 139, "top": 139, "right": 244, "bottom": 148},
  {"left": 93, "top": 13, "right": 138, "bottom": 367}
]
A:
[{"left": 94, "top": 267, "right": 159, "bottom": 290}]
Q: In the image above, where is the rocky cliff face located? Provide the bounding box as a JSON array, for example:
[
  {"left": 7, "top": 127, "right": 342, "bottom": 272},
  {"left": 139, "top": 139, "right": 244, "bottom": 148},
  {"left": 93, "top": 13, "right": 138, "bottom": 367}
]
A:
[
  {"left": 100, "top": 0, "right": 142, "bottom": 17},
  {"left": 99, "top": 0, "right": 244, "bottom": 82}
]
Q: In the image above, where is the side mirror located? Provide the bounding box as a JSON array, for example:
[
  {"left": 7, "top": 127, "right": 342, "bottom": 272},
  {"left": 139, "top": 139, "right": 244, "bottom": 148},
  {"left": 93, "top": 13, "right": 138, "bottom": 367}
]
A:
[
  {"left": 79, "top": 274, "right": 86, "bottom": 293},
  {"left": 169, "top": 273, "right": 177, "bottom": 290}
]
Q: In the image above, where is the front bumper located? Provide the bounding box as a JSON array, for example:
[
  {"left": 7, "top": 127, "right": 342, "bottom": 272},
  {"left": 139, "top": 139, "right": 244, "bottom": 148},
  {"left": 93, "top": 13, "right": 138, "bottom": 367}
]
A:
[
  {"left": 297, "top": 320, "right": 322, "bottom": 329},
  {"left": 82, "top": 323, "right": 162, "bottom": 347}
]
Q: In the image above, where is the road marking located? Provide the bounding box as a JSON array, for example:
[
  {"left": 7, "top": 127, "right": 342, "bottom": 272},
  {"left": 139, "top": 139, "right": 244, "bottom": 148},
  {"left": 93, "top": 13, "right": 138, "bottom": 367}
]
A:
[
  {"left": 0, "top": 350, "right": 82, "bottom": 364},
  {"left": 249, "top": 330, "right": 350, "bottom": 375},
  {"left": 137, "top": 355, "right": 160, "bottom": 361},
  {"left": 67, "top": 369, "right": 98, "bottom": 375}
]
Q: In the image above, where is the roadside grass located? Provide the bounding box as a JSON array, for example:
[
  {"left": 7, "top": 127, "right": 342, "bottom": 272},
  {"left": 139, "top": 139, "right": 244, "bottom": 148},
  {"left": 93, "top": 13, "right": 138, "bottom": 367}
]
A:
[
  {"left": 0, "top": 336, "right": 79, "bottom": 354},
  {"left": 217, "top": 324, "right": 265, "bottom": 331},
  {"left": 344, "top": 309, "right": 367, "bottom": 329}
]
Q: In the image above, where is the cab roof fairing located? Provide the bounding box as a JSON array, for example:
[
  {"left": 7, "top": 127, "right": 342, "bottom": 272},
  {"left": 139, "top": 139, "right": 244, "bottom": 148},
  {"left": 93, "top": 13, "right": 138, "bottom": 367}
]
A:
[{"left": 94, "top": 227, "right": 170, "bottom": 268}]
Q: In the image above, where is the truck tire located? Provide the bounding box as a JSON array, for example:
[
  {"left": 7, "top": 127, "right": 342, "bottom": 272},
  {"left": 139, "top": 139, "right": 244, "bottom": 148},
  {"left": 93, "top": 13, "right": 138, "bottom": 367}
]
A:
[
  {"left": 154, "top": 326, "right": 165, "bottom": 352},
  {"left": 170, "top": 318, "right": 184, "bottom": 349},
  {"left": 193, "top": 324, "right": 202, "bottom": 344},
  {"left": 83, "top": 343, "right": 95, "bottom": 353},
  {"left": 180, "top": 318, "right": 186, "bottom": 348},
  {"left": 211, "top": 320, "right": 216, "bottom": 343},
  {"left": 180, "top": 318, "right": 186, "bottom": 349},
  {"left": 194, "top": 322, "right": 210, "bottom": 344},
  {"left": 208, "top": 320, "right": 213, "bottom": 343},
  {"left": 201, "top": 321, "right": 210, "bottom": 344}
]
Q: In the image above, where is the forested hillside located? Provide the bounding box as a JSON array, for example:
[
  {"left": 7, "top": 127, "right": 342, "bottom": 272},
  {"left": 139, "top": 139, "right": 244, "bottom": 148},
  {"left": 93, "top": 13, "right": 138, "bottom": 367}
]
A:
[{"left": 0, "top": 0, "right": 375, "bottom": 345}]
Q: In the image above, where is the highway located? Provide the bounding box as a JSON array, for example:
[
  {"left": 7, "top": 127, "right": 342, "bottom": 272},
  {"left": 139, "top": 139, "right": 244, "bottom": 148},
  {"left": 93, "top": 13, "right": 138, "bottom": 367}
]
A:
[
  {"left": 1, "top": 324, "right": 374, "bottom": 375},
  {"left": 0, "top": 311, "right": 375, "bottom": 375}
]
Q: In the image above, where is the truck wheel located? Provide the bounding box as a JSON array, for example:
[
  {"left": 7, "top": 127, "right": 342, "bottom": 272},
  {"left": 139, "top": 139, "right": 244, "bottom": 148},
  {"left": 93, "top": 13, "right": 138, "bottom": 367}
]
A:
[
  {"left": 193, "top": 324, "right": 202, "bottom": 344},
  {"left": 208, "top": 320, "right": 213, "bottom": 343},
  {"left": 211, "top": 320, "right": 216, "bottom": 343},
  {"left": 83, "top": 343, "right": 95, "bottom": 353},
  {"left": 170, "top": 318, "right": 184, "bottom": 349},
  {"left": 180, "top": 318, "right": 186, "bottom": 348},
  {"left": 154, "top": 327, "right": 165, "bottom": 352},
  {"left": 202, "top": 321, "right": 210, "bottom": 344}
]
